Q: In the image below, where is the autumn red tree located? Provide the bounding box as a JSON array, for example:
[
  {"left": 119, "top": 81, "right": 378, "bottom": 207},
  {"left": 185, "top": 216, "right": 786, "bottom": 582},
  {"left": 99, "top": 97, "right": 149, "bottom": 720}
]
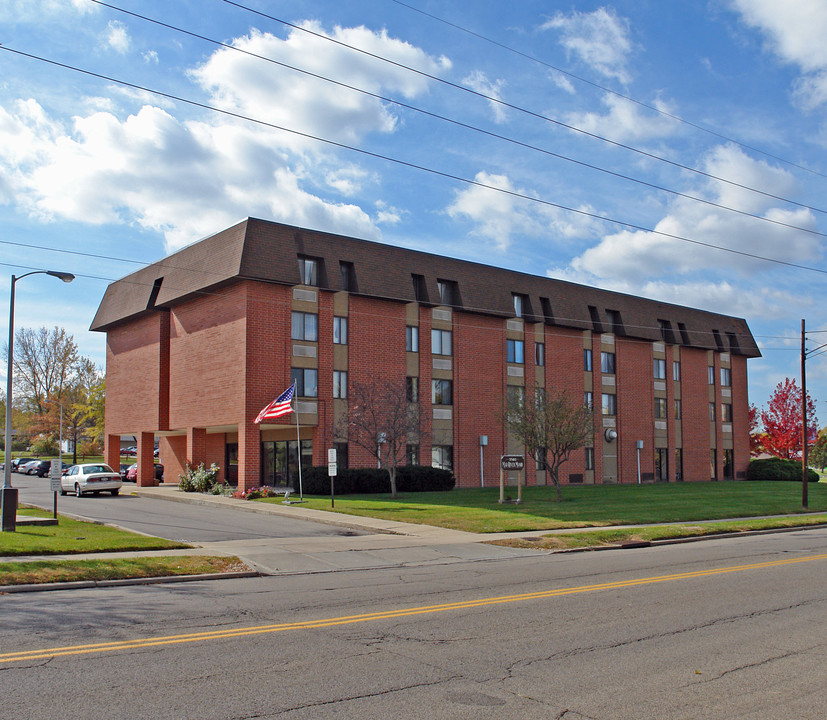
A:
[{"left": 760, "top": 378, "right": 818, "bottom": 460}]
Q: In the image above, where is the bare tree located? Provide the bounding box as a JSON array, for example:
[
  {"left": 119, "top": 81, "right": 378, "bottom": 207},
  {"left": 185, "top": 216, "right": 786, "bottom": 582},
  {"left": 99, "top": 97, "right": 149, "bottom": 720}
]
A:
[
  {"left": 338, "top": 378, "right": 420, "bottom": 498},
  {"left": 504, "top": 388, "right": 594, "bottom": 502}
]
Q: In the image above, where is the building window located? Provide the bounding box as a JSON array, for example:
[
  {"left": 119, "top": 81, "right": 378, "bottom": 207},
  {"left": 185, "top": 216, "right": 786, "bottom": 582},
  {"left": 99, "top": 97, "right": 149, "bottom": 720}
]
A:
[
  {"left": 585, "top": 447, "right": 594, "bottom": 471},
  {"left": 723, "top": 449, "right": 734, "bottom": 480},
  {"left": 437, "top": 279, "right": 458, "bottom": 306},
  {"left": 584, "top": 349, "right": 593, "bottom": 372},
  {"left": 333, "top": 316, "right": 348, "bottom": 345},
  {"left": 432, "top": 445, "right": 453, "bottom": 471},
  {"left": 334, "top": 442, "right": 348, "bottom": 470},
  {"left": 412, "top": 274, "right": 427, "bottom": 302},
  {"left": 291, "top": 312, "right": 318, "bottom": 341},
  {"left": 601, "top": 351, "right": 616, "bottom": 374},
  {"left": 535, "top": 342, "right": 545, "bottom": 366},
  {"left": 708, "top": 366, "right": 715, "bottom": 385},
  {"left": 602, "top": 393, "right": 617, "bottom": 416},
  {"left": 673, "top": 361, "right": 681, "bottom": 382},
  {"left": 432, "top": 379, "right": 452, "bottom": 405},
  {"left": 675, "top": 448, "right": 683, "bottom": 481},
  {"left": 297, "top": 256, "right": 318, "bottom": 286},
  {"left": 513, "top": 293, "right": 528, "bottom": 318},
  {"left": 720, "top": 367, "right": 732, "bottom": 387},
  {"left": 653, "top": 358, "right": 666, "bottom": 379},
  {"left": 339, "top": 261, "right": 355, "bottom": 291},
  {"left": 333, "top": 370, "right": 348, "bottom": 399},
  {"left": 709, "top": 402, "right": 716, "bottom": 422},
  {"left": 674, "top": 399, "right": 682, "bottom": 419},
  {"left": 507, "top": 339, "right": 525, "bottom": 364},
  {"left": 655, "top": 448, "right": 668, "bottom": 482},
  {"left": 658, "top": 319, "right": 675, "bottom": 344},
  {"left": 291, "top": 367, "right": 318, "bottom": 397},
  {"left": 506, "top": 385, "right": 525, "bottom": 407},
  {"left": 721, "top": 403, "right": 733, "bottom": 422},
  {"left": 406, "top": 376, "right": 419, "bottom": 402},
  {"left": 711, "top": 449, "right": 717, "bottom": 480},
  {"left": 431, "top": 329, "right": 452, "bottom": 356},
  {"left": 584, "top": 391, "right": 593, "bottom": 410},
  {"left": 654, "top": 397, "right": 667, "bottom": 419},
  {"left": 406, "top": 444, "right": 419, "bottom": 466},
  {"left": 406, "top": 326, "right": 419, "bottom": 352}
]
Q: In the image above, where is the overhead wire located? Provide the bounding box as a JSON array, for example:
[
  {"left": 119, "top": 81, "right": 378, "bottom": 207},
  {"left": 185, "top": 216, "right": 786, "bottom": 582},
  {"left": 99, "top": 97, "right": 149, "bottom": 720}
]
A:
[
  {"left": 221, "top": 0, "right": 827, "bottom": 218},
  {"left": 85, "top": 0, "right": 827, "bottom": 242},
  {"left": 388, "top": 0, "right": 827, "bottom": 181}
]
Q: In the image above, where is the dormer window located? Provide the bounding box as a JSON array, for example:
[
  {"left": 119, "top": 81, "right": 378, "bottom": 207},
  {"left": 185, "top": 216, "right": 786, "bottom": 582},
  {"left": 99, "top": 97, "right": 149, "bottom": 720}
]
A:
[
  {"left": 437, "top": 279, "right": 459, "bottom": 306},
  {"left": 297, "top": 256, "right": 318, "bottom": 286}
]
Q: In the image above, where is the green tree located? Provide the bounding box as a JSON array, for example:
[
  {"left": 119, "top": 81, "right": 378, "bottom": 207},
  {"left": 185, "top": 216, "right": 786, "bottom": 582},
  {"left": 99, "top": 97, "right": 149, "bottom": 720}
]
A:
[
  {"left": 810, "top": 428, "right": 827, "bottom": 472},
  {"left": 504, "top": 388, "right": 594, "bottom": 502}
]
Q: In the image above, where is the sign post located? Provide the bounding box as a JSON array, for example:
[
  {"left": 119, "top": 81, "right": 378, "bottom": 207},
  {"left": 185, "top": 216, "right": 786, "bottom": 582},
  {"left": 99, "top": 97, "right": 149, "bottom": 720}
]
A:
[
  {"left": 49, "top": 461, "right": 62, "bottom": 519},
  {"left": 499, "top": 455, "right": 525, "bottom": 504},
  {"left": 327, "top": 448, "right": 337, "bottom": 508}
]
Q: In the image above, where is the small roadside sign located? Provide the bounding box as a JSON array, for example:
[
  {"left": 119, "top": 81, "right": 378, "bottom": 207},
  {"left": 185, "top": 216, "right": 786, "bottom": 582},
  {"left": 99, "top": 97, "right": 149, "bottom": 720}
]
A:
[
  {"left": 327, "top": 462, "right": 337, "bottom": 477},
  {"left": 49, "top": 463, "right": 62, "bottom": 493}
]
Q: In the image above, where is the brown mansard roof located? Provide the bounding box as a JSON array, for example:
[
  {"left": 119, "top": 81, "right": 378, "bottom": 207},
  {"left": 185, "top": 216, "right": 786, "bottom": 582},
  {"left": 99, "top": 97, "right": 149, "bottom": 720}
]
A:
[{"left": 90, "top": 217, "right": 760, "bottom": 357}]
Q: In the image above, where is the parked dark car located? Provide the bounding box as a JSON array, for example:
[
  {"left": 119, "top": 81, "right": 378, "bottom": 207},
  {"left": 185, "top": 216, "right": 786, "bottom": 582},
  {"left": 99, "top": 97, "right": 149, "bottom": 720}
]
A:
[
  {"left": 11, "top": 457, "right": 38, "bottom": 472},
  {"left": 119, "top": 463, "right": 130, "bottom": 480},
  {"left": 124, "top": 463, "right": 164, "bottom": 482}
]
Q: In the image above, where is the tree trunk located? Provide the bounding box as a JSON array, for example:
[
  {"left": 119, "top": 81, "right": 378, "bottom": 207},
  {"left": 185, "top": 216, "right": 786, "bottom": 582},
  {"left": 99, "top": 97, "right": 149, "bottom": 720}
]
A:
[{"left": 388, "top": 466, "right": 398, "bottom": 498}]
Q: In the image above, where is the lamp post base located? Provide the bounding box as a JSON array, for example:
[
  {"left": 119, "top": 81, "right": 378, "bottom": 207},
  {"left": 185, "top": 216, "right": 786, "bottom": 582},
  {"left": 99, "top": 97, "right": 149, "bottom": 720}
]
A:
[{"left": 1, "top": 487, "right": 18, "bottom": 532}]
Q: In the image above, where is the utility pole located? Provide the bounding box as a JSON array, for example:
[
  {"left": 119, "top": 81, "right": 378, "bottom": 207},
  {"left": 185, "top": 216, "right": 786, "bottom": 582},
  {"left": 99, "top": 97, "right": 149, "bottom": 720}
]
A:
[{"left": 802, "top": 319, "right": 808, "bottom": 509}]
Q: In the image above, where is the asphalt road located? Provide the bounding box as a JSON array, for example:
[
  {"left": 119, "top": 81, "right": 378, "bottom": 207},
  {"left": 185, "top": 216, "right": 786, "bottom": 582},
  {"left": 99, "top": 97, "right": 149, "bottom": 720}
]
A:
[
  {"left": 12, "top": 472, "right": 354, "bottom": 542},
  {"left": 2, "top": 526, "right": 826, "bottom": 719}
]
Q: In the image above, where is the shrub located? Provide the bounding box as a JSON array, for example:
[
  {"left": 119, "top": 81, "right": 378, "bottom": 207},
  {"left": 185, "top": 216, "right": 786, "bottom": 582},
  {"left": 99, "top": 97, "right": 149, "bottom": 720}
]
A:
[
  {"left": 233, "top": 486, "right": 280, "bottom": 500},
  {"left": 30, "top": 436, "right": 59, "bottom": 456},
  {"left": 301, "top": 465, "right": 455, "bottom": 495},
  {"left": 747, "top": 457, "right": 819, "bottom": 483},
  {"left": 178, "top": 463, "right": 221, "bottom": 492}
]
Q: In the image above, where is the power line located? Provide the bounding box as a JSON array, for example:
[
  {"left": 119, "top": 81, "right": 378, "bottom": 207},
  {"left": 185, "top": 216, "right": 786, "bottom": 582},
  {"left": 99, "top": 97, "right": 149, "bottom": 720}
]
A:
[
  {"left": 388, "top": 0, "right": 827, "bottom": 181},
  {"left": 222, "top": 0, "right": 827, "bottom": 218},
  {"left": 2, "top": 44, "right": 826, "bottom": 279},
  {"left": 86, "top": 0, "right": 827, "bottom": 241}
]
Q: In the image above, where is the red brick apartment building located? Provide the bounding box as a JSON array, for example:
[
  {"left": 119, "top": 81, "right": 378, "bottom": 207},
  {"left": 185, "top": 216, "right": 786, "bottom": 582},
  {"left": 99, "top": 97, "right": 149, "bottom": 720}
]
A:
[{"left": 91, "top": 218, "right": 760, "bottom": 492}]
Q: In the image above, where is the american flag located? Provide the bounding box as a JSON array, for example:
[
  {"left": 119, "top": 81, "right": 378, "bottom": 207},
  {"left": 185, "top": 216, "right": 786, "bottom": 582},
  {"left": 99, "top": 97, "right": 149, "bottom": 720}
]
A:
[{"left": 254, "top": 382, "right": 295, "bottom": 424}]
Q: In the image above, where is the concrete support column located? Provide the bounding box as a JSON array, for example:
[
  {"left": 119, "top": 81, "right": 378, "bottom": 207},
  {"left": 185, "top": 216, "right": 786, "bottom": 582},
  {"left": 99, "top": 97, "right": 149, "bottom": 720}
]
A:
[
  {"left": 105, "top": 434, "right": 121, "bottom": 472},
  {"left": 186, "top": 427, "right": 207, "bottom": 470},
  {"left": 137, "top": 432, "right": 156, "bottom": 487},
  {"left": 237, "top": 422, "right": 261, "bottom": 493}
]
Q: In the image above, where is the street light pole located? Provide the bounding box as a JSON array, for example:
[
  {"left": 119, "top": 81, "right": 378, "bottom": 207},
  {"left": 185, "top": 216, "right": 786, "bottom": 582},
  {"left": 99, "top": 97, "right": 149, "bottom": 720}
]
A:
[{"left": 2, "top": 270, "right": 75, "bottom": 532}]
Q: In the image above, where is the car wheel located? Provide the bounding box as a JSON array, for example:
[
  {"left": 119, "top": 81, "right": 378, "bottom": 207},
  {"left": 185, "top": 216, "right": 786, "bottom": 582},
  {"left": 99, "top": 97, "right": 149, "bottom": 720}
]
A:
[
  {"left": 74, "top": 483, "right": 82, "bottom": 497},
  {"left": 60, "top": 488, "right": 67, "bottom": 496},
  {"left": 111, "top": 489, "right": 119, "bottom": 496}
]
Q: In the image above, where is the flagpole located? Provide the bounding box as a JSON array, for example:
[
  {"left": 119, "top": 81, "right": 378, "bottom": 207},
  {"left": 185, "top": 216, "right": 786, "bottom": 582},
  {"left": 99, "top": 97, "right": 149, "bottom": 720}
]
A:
[{"left": 293, "top": 383, "right": 303, "bottom": 500}]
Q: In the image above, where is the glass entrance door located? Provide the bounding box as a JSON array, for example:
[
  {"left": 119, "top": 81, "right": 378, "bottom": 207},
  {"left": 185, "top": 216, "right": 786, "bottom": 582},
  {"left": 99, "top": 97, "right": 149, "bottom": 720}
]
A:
[{"left": 260, "top": 440, "right": 312, "bottom": 488}]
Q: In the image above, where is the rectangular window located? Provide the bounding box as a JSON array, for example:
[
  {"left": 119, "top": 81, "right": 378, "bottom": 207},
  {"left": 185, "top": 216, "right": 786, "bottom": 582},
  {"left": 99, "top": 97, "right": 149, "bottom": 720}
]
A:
[
  {"left": 721, "top": 403, "right": 733, "bottom": 422},
  {"left": 412, "top": 274, "right": 427, "bottom": 302},
  {"left": 720, "top": 367, "right": 732, "bottom": 387},
  {"left": 432, "top": 379, "right": 453, "bottom": 405},
  {"left": 673, "top": 361, "right": 681, "bottom": 382},
  {"left": 406, "top": 326, "right": 419, "bottom": 352},
  {"left": 584, "top": 349, "right": 593, "bottom": 372},
  {"left": 723, "top": 449, "right": 734, "bottom": 480},
  {"left": 674, "top": 399, "right": 682, "bottom": 419},
  {"left": 339, "top": 261, "right": 355, "bottom": 291},
  {"left": 506, "top": 385, "right": 525, "bottom": 407},
  {"left": 584, "top": 391, "right": 593, "bottom": 410},
  {"left": 334, "top": 442, "right": 348, "bottom": 470},
  {"left": 333, "top": 316, "right": 348, "bottom": 345},
  {"left": 535, "top": 342, "right": 545, "bottom": 366},
  {"left": 654, "top": 397, "right": 667, "bottom": 419},
  {"left": 406, "top": 444, "right": 419, "bottom": 466},
  {"left": 291, "top": 367, "right": 318, "bottom": 397},
  {"left": 437, "top": 280, "right": 458, "bottom": 306},
  {"left": 709, "top": 402, "right": 716, "bottom": 422},
  {"left": 432, "top": 445, "right": 453, "bottom": 471},
  {"left": 675, "top": 448, "right": 683, "bottom": 481},
  {"left": 711, "top": 449, "right": 717, "bottom": 480},
  {"left": 297, "top": 256, "right": 318, "bottom": 286},
  {"left": 653, "top": 358, "right": 666, "bottom": 379},
  {"left": 513, "top": 294, "right": 523, "bottom": 317},
  {"left": 507, "top": 339, "right": 525, "bottom": 364},
  {"left": 333, "top": 370, "right": 347, "bottom": 399},
  {"left": 708, "top": 366, "right": 715, "bottom": 385},
  {"left": 602, "top": 393, "right": 617, "bottom": 416},
  {"left": 655, "top": 448, "right": 668, "bottom": 482},
  {"left": 601, "top": 351, "right": 616, "bottom": 374},
  {"left": 291, "top": 311, "right": 318, "bottom": 341},
  {"left": 406, "top": 376, "right": 419, "bottom": 402},
  {"left": 431, "top": 329, "right": 452, "bottom": 356},
  {"left": 585, "top": 447, "right": 595, "bottom": 471}
]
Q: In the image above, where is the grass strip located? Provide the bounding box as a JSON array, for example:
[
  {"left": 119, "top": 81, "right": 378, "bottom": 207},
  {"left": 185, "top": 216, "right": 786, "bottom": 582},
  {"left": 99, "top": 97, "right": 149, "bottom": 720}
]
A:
[
  {"left": 1, "top": 507, "right": 190, "bottom": 556},
  {"left": 0, "top": 555, "right": 248, "bottom": 586},
  {"left": 489, "top": 515, "right": 827, "bottom": 550}
]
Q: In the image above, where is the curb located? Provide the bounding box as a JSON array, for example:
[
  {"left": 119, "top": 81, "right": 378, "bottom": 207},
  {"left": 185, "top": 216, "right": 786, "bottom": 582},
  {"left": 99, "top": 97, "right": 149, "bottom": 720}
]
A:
[{"left": 0, "top": 570, "right": 260, "bottom": 594}]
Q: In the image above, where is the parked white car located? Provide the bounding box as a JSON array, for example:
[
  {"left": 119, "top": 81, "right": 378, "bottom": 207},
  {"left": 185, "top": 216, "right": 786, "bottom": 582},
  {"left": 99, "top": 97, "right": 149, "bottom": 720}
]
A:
[{"left": 61, "top": 463, "right": 123, "bottom": 497}]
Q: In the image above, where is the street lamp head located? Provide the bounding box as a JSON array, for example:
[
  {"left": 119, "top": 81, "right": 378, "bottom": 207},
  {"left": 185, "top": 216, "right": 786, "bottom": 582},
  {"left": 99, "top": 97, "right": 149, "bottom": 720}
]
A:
[{"left": 46, "top": 271, "right": 75, "bottom": 283}]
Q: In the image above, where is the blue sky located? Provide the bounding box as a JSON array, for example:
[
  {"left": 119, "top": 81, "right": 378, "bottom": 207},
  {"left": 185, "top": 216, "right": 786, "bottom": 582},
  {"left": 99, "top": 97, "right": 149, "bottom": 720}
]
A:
[{"left": 2, "top": 0, "right": 826, "bottom": 420}]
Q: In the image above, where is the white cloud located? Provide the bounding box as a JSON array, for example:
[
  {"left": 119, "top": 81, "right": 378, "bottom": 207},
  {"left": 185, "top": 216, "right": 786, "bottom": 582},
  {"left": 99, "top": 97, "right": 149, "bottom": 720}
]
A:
[
  {"left": 104, "top": 20, "right": 131, "bottom": 54},
  {"left": 5, "top": 0, "right": 94, "bottom": 20},
  {"left": 541, "top": 7, "right": 633, "bottom": 84},
  {"left": 565, "top": 94, "right": 680, "bottom": 143},
  {"left": 446, "top": 171, "right": 601, "bottom": 250},
  {"left": 731, "top": 0, "right": 827, "bottom": 108},
  {"left": 549, "top": 71, "right": 576, "bottom": 95},
  {"left": 462, "top": 71, "right": 507, "bottom": 123},
  {"left": 374, "top": 200, "right": 406, "bottom": 225},
  {"left": 189, "top": 24, "right": 450, "bottom": 148},
  {"left": 143, "top": 50, "right": 159, "bottom": 65}
]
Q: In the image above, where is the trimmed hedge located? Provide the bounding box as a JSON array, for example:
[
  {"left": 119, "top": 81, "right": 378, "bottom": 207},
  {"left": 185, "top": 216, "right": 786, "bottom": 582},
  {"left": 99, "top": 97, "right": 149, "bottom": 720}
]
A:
[
  {"left": 747, "top": 457, "right": 819, "bottom": 482},
  {"left": 301, "top": 465, "right": 455, "bottom": 495}
]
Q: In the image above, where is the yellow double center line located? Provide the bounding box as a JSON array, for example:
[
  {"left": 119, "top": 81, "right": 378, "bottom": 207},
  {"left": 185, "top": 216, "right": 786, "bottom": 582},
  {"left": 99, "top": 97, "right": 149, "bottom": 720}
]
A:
[{"left": 3, "top": 552, "right": 826, "bottom": 664}]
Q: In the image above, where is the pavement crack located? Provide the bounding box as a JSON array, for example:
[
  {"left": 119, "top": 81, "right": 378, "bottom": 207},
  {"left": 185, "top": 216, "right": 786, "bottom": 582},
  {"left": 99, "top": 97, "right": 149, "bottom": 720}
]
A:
[{"left": 688, "top": 642, "right": 824, "bottom": 686}]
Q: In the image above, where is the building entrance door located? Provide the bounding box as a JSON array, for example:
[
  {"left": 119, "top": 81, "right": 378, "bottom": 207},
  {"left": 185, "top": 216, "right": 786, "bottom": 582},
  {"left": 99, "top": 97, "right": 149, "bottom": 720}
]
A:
[{"left": 260, "top": 439, "right": 312, "bottom": 488}]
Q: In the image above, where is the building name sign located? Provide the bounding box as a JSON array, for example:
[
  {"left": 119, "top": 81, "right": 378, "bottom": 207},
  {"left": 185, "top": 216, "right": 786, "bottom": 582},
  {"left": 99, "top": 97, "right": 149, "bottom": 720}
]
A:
[{"left": 500, "top": 455, "right": 525, "bottom": 471}]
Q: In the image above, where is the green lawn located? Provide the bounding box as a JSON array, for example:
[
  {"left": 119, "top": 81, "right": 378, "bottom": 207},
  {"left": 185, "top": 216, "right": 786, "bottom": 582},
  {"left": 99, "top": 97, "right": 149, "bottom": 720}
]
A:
[{"left": 270, "top": 481, "right": 827, "bottom": 533}]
